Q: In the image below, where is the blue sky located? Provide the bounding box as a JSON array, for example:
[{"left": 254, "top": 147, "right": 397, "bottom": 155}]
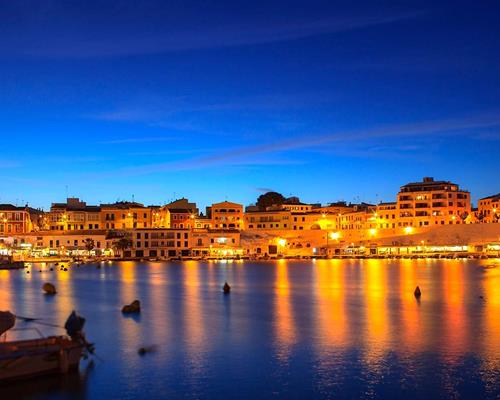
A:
[{"left": 0, "top": 1, "right": 499, "bottom": 209}]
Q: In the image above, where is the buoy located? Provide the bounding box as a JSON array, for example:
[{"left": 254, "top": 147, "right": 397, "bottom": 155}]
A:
[
  {"left": 50, "top": 268, "right": 54, "bottom": 271},
  {"left": 64, "top": 268, "right": 68, "bottom": 271},
  {"left": 414, "top": 286, "right": 421, "bottom": 298},
  {"left": 223, "top": 282, "right": 231, "bottom": 294},
  {"left": 26, "top": 271, "right": 30, "bottom": 274},
  {"left": 43, "top": 282, "right": 57, "bottom": 295},
  {"left": 138, "top": 345, "right": 157, "bottom": 355},
  {"left": 122, "top": 300, "right": 141, "bottom": 314}
]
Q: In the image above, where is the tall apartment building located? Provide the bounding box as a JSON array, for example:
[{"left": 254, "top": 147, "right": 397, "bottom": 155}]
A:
[
  {"left": 100, "top": 201, "right": 152, "bottom": 230},
  {"left": 0, "top": 205, "right": 35, "bottom": 234},
  {"left": 397, "top": 177, "right": 471, "bottom": 228},
  {"left": 209, "top": 201, "right": 243, "bottom": 229},
  {"left": 478, "top": 193, "right": 500, "bottom": 223},
  {"left": 49, "top": 198, "right": 101, "bottom": 231},
  {"left": 158, "top": 198, "right": 198, "bottom": 229},
  {"left": 130, "top": 228, "right": 191, "bottom": 258}
]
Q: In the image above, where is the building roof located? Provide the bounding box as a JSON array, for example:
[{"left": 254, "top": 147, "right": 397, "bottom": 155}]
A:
[
  {"left": 0, "top": 204, "right": 26, "bottom": 211},
  {"left": 51, "top": 204, "right": 101, "bottom": 212},
  {"left": 168, "top": 208, "right": 193, "bottom": 214},
  {"left": 100, "top": 201, "right": 145, "bottom": 209},
  {"left": 480, "top": 193, "right": 500, "bottom": 201},
  {"left": 212, "top": 201, "right": 243, "bottom": 207}
]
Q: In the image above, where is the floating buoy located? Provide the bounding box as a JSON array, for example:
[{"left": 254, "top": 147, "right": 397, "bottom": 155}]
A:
[
  {"left": 122, "top": 300, "right": 141, "bottom": 314},
  {"left": 50, "top": 268, "right": 54, "bottom": 271},
  {"left": 223, "top": 282, "right": 231, "bottom": 294},
  {"left": 414, "top": 286, "right": 421, "bottom": 298},
  {"left": 43, "top": 282, "right": 57, "bottom": 295},
  {"left": 63, "top": 268, "right": 68, "bottom": 271},
  {"left": 138, "top": 345, "right": 157, "bottom": 356},
  {"left": 26, "top": 271, "right": 30, "bottom": 274}
]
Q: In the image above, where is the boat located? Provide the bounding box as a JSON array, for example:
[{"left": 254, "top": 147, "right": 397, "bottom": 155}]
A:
[
  {"left": 0, "top": 311, "right": 93, "bottom": 382},
  {"left": 0, "top": 256, "right": 24, "bottom": 270}
]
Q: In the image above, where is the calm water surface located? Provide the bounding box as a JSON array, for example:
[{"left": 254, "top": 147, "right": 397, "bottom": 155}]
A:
[{"left": 1, "top": 259, "right": 500, "bottom": 399}]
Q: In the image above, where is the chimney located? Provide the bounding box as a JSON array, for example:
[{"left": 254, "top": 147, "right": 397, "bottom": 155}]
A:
[{"left": 423, "top": 177, "right": 434, "bottom": 183}]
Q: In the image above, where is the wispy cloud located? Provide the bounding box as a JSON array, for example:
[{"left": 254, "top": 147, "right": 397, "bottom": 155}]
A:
[
  {"left": 14, "top": 11, "right": 422, "bottom": 58},
  {"left": 102, "top": 110, "right": 500, "bottom": 175},
  {"left": 98, "top": 136, "right": 174, "bottom": 145}
]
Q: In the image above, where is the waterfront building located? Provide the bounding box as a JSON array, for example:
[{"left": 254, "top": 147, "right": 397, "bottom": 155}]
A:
[
  {"left": 209, "top": 201, "right": 244, "bottom": 229},
  {"left": 267, "top": 202, "right": 314, "bottom": 212},
  {"left": 478, "top": 193, "right": 500, "bottom": 223},
  {"left": 15, "top": 230, "right": 109, "bottom": 257},
  {"left": 49, "top": 198, "right": 101, "bottom": 231},
  {"left": 100, "top": 201, "right": 152, "bottom": 230},
  {"left": 244, "top": 209, "right": 292, "bottom": 230},
  {"left": 396, "top": 177, "right": 471, "bottom": 228},
  {"left": 130, "top": 228, "right": 191, "bottom": 258},
  {"left": 0, "top": 204, "right": 37, "bottom": 234},
  {"left": 190, "top": 229, "right": 242, "bottom": 257},
  {"left": 158, "top": 198, "right": 198, "bottom": 229},
  {"left": 193, "top": 216, "right": 212, "bottom": 229}
]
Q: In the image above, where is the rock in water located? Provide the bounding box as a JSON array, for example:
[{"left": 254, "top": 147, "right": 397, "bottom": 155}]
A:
[
  {"left": 223, "top": 282, "right": 231, "bottom": 294},
  {"left": 43, "top": 282, "right": 57, "bottom": 295},
  {"left": 138, "top": 345, "right": 157, "bottom": 356},
  {"left": 122, "top": 300, "right": 141, "bottom": 314},
  {"left": 414, "top": 286, "right": 421, "bottom": 298}
]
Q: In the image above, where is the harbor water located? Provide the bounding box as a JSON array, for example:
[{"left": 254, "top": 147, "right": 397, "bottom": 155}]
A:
[{"left": 1, "top": 259, "right": 500, "bottom": 399}]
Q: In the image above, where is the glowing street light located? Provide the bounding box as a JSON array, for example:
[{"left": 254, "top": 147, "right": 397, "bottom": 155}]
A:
[
  {"left": 330, "top": 232, "right": 340, "bottom": 240},
  {"left": 404, "top": 226, "right": 414, "bottom": 234}
]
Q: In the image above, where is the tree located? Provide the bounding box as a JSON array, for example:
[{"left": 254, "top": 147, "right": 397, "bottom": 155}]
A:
[
  {"left": 256, "top": 192, "right": 286, "bottom": 211},
  {"left": 285, "top": 196, "right": 301, "bottom": 204},
  {"left": 113, "top": 237, "right": 132, "bottom": 257},
  {"left": 84, "top": 238, "right": 95, "bottom": 255}
]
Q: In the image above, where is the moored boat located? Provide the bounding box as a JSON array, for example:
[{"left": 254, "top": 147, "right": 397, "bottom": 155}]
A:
[
  {"left": 0, "top": 256, "right": 24, "bottom": 270},
  {"left": 0, "top": 311, "right": 93, "bottom": 383}
]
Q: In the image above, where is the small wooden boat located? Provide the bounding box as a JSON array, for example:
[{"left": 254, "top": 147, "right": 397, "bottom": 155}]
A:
[
  {"left": 0, "top": 311, "right": 93, "bottom": 383},
  {"left": 0, "top": 336, "right": 85, "bottom": 381},
  {"left": 0, "top": 256, "right": 24, "bottom": 270}
]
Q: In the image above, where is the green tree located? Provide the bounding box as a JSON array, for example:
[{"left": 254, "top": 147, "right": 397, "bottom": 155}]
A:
[
  {"left": 256, "top": 192, "right": 286, "bottom": 211},
  {"left": 113, "top": 237, "right": 132, "bottom": 257},
  {"left": 84, "top": 238, "right": 95, "bottom": 255}
]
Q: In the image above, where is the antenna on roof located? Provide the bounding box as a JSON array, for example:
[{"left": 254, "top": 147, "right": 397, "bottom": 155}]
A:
[
  {"left": 132, "top": 194, "right": 135, "bottom": 203},
  {"left": 65, "top": 185, "right": 68, "bottom": 199}
]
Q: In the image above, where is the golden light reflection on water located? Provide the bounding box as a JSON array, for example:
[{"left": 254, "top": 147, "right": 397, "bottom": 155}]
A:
[
  {"left": 363, "top": 259, "right": 390, "bottom": 364},
  {"left": 398, "top": 260, "right": 423, "bottom": 353},
  {"left": 147, "top": 262, "right": 170, "bottom": 344},
  {"left": 481, "top": 261, "right": 500, "bottom": 371},
  {"left": 274, "top": 259, "right": 296, "bottom": 361},
  {"left": 441, "top": 261, "right": 467, "bottom": 364},
  {"left": 314, "top": 259, "right": 348, "bottom": 349},
  {"left": 118, "top": 261, "right": 141, "bottom": 351},
  {"left": 183, "top": 261, "right": 207, "bottom": 375},
  {"left": 0, "top": 270, "right": 12, "bottom": 310},
  {"left": 52, "top": 263, "right": 74, "bottom": 326}
]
